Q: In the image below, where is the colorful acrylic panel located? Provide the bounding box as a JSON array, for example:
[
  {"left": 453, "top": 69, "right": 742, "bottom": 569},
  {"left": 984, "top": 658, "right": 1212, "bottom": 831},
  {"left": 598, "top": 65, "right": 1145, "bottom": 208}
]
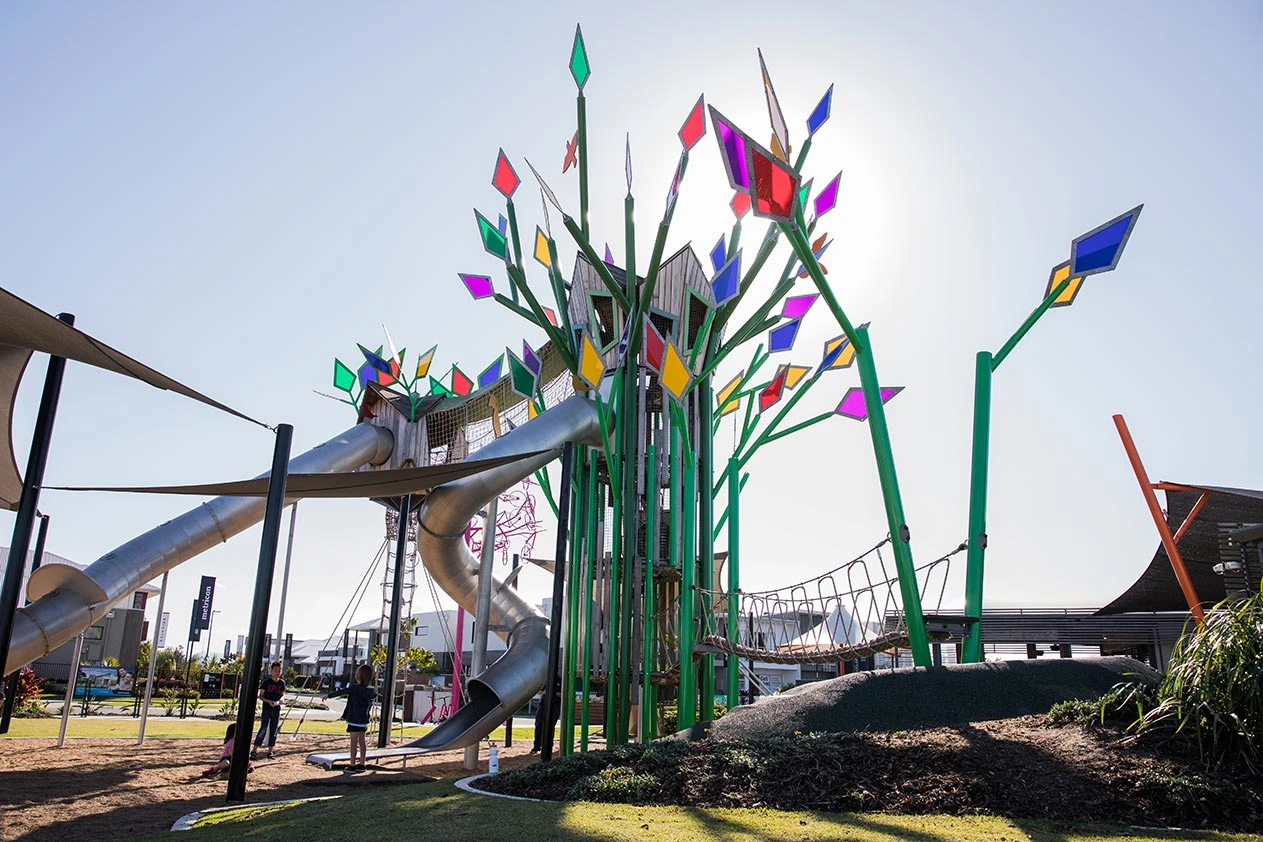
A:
[
  {"left": 522, "top": 340, "right": 542, "bottom": 376},
  {"left": 715, "top": 372, "right": 743, "bottom": 408},
  {"left": 604, "top": 243, "right": 614, "bottom": 264},
  {"left": 1044, "top": 261, "right": 1085, "bottom": 308},
  {"left": 356, "top": 361, "right": 377, "bottom": 388},
  {"left": 450, "top": 366, "right": 473, "bottom": 397},
  {"left": 333, "top": 359, "right": 356, "bottom": 394},
  {"left": 642, "top": 316, "right": 667, "bottom": 374},
  {"left": 758, "top": 50, "right": 789, "bottom": 163},
  {"left": 784, "top": 364, "right": 811, "bottom": 389},
  {"left": 578, "top": 331, "right": 606, "bottom": 389},
  {"left": 415, "top": 345, "right": 437, "bottom": 379},
  {"left": 709, "top": 107, "right": 750, "bottom": 193},
  {"left": 759, "top": 367, "right": 788, "bottom": 412},
  {"left": 534, "top": 227, "right": 552, "bottom": 268},
  {"left": 730, "top": 191, "right": 752, "bottom": 219},
  {"left": 679, "top": 94, "right": 706, "bottom": 151},
  {"left": 563, "top": 132, "right": 578, "bottom": 174},
  {"left": 659, "top": 341, "right": 692, "bottom": 401},
  {"left": 492, "top": 149, "right": 520, "bottom": 199},
  {"left": 747, "top": 137, "right": 799, "bottom": 222},
  {"left": 835, "top": 385, "right": 903, "bottom": 421},
  {"left": 624, "top": 132, "right": 633, "bottom": 192},
  {"left": 768, "top": 318, "right": 801, "bottom": 353},
  {"left": 526, "top": 158, "right": 564, "bottom": 217},
  {"left": 475, "top": 210, "right": 509, "bottom": 261},
  {"left": 821, "top": 323, "right": 866, "bottom": 371},
  {"left": 666, "top": 153, "right": 683, "bottom": 215},
  {"left": 543, "top": 307, "right": 559, "bottom": 327},
  {"left": 478, "top": 355, "right": 504, "bottom": 391},
  {"left": 711, "top": 249, "right": 743, "bottom": 304},
  {"left": 807, "top": 84, "right": 833, "bottom": 137},
  {"left": 377, "top": 359, "right": 400, "bottom": 388},
  {"left": 358, "top": 344, "right": 392, "bottom": 374},
  {"left": 570, "top": 24, "right": 591, "bottom": 90},
  {"left": 782, "top": 294, "right": 818, "bottom": 320},
  {"left": 797, "top": 178, "right": 813, "bottom": 212},
  {"left": 428, "top": 376, "right": 453, "bottom": 397},
  {"left": 497, "top": 214, "right": 508, "bottom": 236},
  {"left": 1070, "top": 205, "right": 1143, "bottom": 277},
  {"left": 459, "top": 272, "right": 495, "bottom": 300},
  {"left": 710, "top": 235, "right": 726, "bottom": 272},
  {"left": 814, "top": 171, "right": 841, "bottom": 218}
]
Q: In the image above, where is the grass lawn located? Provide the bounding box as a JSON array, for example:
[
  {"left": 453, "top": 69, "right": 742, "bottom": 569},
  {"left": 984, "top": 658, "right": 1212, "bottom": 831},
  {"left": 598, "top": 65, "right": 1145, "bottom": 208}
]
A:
[
  {"left": 139, "top": 780, "right": 1256, "bottom": 842},
  {"left": 1, "top": 717, "right": 533, "bottom": 741}
]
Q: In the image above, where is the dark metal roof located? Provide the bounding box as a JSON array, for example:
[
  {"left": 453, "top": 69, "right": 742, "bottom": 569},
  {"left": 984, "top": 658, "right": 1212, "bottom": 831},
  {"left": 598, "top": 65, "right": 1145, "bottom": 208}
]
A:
[{"left": 1098, "top": 484, "right": 1263, "bottom": 615}]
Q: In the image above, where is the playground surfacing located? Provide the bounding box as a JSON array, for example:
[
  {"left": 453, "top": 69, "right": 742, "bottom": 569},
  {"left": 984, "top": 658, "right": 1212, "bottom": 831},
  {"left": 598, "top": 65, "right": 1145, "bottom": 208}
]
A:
[{"left": 0, "top": 734, "right": 540, "bottom": 842}]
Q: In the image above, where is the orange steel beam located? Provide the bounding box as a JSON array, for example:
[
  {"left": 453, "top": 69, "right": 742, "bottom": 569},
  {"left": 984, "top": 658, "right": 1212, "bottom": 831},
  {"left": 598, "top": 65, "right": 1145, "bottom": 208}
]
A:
[
  {"left": 1113, "top": 414, "right": 1205, "bottom": 626},
  {"left": 1171, "top": 492, "right": 1209, "bottom": 546}
]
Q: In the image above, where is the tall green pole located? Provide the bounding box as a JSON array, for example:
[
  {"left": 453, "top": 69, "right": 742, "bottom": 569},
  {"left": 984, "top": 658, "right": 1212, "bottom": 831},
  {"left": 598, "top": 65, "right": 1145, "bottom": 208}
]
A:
[
  {"left": 578, "top": 93, "right": 590, "bottom": 239},
  {"left": 677, "top": 421, "right": 697, "bottom": 729},
  {"left": 854, "top": 325, "right": 931, "bottom": 667},
  {"left": 725, "top": 456, "right": 740, "bottom": 707},
  {"left": 697, "top": 390, "right": 716, "bottom": 721},
  {"left": 961, "top": 352, "right": 993, "bottom": 663},
  {"left": 505, "top": 199, "right": 524, "bottom": 304},
  {"left": 561, "top": 452, "right": 587, "bottom": 754},
  {"left": 617, "top": 372, "right": 638, "bottom": 744},
  {"left": 605, "top": 477, "right": 621, "bottom": 741},
  {"left": 580, "top": 461, "right": 598, "bottom": 751},
  {"left": 641, "top": 437, "right": 658, "bottom": 742}
]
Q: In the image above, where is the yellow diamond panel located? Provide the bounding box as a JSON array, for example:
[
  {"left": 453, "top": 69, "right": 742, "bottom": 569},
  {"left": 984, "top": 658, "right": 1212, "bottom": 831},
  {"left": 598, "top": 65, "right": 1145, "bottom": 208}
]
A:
[
  {"left": 823, "top": 335, "right": 857, "bottom": 370},
  {"left": 784, "top": 365, "right": 811, "bottom": 389},
  {"left": 715, "top": 372, "right": 743, "bottom": 409},
  {"left": 534, "top": 227, "right": 552, "bottom": 268},
  {"left": 578, "top": 332, "right": 606, "bottom": 389},
  {"left": 660, "top": 341, "right": 692, "bottom": 401},
  {"left": 1045, "top": 260, "right": 1084, "bottom": 308}
]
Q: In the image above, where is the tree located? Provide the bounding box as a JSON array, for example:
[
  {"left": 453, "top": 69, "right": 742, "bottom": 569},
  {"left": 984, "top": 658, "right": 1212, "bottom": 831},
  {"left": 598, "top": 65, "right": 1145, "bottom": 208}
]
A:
[{"left": 404, "top": 647, "right": 438, "bottom": 675}]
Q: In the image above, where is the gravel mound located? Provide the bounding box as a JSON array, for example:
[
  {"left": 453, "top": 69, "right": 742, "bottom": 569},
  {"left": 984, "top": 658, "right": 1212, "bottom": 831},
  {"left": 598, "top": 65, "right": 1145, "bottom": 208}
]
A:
[{"left": 689, "top": 656, "right": 1158, "bottom": 740}]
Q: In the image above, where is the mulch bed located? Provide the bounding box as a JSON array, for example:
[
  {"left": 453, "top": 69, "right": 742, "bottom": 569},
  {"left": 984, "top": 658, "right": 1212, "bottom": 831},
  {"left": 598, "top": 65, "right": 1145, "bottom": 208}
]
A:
[{"left": 477, "top": 716, "right": 1263, "bottom": 832}]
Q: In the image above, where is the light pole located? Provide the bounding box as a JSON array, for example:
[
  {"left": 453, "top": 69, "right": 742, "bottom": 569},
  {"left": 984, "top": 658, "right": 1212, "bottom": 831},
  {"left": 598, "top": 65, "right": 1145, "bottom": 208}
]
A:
[
  {"left": 960, "top": 205, "right": 1143, "bottom": 662},
  {"left": 205, "top": 611, "right": 221, "bottom": 662}
]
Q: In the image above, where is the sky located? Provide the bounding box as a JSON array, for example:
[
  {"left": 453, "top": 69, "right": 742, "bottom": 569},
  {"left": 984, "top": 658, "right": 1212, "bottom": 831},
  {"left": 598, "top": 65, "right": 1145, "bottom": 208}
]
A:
[{"left": 1, "top": 2, "right": 1260, "bottom": 658}]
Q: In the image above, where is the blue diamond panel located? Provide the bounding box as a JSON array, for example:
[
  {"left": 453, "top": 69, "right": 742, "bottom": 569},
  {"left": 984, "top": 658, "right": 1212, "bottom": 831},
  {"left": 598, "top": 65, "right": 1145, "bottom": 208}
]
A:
[
  {"left": 806, "top": 84, "right": 833, "bottom": 136},
  {"left": 712, "top": 250, "right": 742, "bottom": 304},
  {"left": 710, "top": 235, "right": 726, "bottom": 272},
  {"left": 1071, "top": 207, "right": 1140, "bottom": 276},
  {"left": 768, "top": 319, "right": 801, "bottom": 353},
  {"left": 478, "top": 358, "right": 503, "bottom": 390}
]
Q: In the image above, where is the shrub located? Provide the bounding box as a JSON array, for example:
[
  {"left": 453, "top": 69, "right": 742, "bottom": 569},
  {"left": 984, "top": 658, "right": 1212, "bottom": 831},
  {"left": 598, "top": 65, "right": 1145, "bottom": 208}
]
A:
[
  {"left": 660, "top": 701, "right": 728, "bottom": 734},
  {"left": 1132, "top": 594, "right": 1263, "bottom": 772},
  {"left": 570, "top": 766, "right": 660, "bottom": 802},
  {"left": 11, "top": 668, "right": 52, "bottom": 718}
]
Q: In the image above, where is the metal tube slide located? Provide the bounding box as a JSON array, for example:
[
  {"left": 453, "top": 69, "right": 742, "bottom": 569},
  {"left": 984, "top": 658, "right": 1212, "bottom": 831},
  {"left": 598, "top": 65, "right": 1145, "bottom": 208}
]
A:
[
  {"left": 391, "top": 394, "right": 600, "bottom": 754},
  {"left": 4, "top": 423, "right": 393, "bottom": 675}
]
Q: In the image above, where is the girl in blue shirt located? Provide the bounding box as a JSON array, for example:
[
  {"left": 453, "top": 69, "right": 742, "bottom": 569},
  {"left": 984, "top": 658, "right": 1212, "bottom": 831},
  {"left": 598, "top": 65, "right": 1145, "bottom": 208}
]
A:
[{"left": 324, "top": 664, "right": 376, "bottom": 771}]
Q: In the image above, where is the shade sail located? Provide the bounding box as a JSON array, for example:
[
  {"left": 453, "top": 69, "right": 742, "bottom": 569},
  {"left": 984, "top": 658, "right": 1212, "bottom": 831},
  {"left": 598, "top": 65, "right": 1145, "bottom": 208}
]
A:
[
  {"left": 1, "top": 344, "right": 34, "bottom": 509},
  {"left": 1098, "top": 483, "right": 1263, "bottom": 615},
  {"left": 41, "top": 449, "right": 554, "bottom": 499}
]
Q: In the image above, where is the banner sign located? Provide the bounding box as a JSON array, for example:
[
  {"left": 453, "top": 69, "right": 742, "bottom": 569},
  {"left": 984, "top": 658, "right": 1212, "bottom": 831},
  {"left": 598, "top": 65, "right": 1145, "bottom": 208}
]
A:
[{"left": 195, "top": 575, "right": 216, "bottom": 629}]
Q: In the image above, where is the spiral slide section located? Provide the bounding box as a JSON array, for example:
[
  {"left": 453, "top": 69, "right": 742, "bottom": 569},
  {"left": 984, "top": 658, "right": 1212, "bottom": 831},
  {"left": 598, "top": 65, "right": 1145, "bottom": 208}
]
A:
[
  {"left": 308, "top": 394, "right": 601, "bottom": 767},
  {"left": 4, "top": 423, "right": 395, "bottom": 676}
]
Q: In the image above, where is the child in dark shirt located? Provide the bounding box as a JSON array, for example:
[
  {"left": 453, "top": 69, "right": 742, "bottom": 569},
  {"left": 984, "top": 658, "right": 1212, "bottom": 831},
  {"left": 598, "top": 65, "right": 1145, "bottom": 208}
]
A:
[
  {"left": 252, "top": 662, "right": 286, "bottom": 759},
  {"left": 323, "top": 665, "right": 376, "bottom": 771}
]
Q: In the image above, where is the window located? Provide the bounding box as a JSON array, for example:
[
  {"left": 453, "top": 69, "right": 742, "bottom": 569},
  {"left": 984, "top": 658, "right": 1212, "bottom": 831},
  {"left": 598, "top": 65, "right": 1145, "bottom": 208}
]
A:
[
  {"left": 415, "top": 625, "right": 429, "bottom": 637},
  {"left": 84, "top": 626, "right": 104, "bottom": 641},
  {"left": 588, "top": 291, "right": 619, "bottom": 350},
  {"left": 132, "top": 592, "right": 148, "bottom": 611}
]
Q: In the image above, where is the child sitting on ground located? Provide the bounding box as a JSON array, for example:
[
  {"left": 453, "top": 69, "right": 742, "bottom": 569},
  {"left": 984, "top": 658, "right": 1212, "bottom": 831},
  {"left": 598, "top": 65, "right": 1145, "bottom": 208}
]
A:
[
  {"left": 201, "top": 723, "right": 254, "bottom": 777},
  {"left": 322, "top": 665, "right": 377, "bottom": 771}
]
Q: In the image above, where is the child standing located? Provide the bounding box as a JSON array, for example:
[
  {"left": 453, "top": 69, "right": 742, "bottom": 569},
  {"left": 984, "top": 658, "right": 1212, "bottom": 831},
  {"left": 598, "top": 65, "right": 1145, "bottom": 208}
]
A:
[
  {"left": 201, "top": 723, "right": 254, "bottom": 777},
  {"left": 252, "top": 662, "right": 286, "bottom": 759},
  {"left": 323, "top": 665, "right": 376, "bottom": 771}
]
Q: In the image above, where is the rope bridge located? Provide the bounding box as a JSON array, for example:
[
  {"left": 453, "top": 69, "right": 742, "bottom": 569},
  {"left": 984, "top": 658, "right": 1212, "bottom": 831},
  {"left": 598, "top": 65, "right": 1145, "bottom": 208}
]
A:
[{"left": 693, "top": 539, "right": 969, "bottom": 665}]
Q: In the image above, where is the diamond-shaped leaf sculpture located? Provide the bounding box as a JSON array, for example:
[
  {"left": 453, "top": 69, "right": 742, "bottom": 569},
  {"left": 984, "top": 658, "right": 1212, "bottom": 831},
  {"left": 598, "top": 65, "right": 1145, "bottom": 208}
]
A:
[
  {"left": 710, "top": 235, "right": 726, "bottom": 272},
  {"left": 525, "top": 157, "right": 565, "bottom": 219},
  {"left": 783, "top": 364, "right": 812, "bottom": 389},
  {"left": 665, "top": 153, "right": 684, "bottom": 216},
  {"left": 711, "top": 249, "right": 743, "bottom": 305},
  {"left": 820, "top": 322, "right": 869, "bottom": 371},
  {"left": 758, "top": 49, "right": 789, "bottom": 163},
  {"left": 429, "top": 375, "right": 453, "bottom": 397},
  {"left": 604, "top": 243, "right": 614, "bottom": 264},
  {"left": 835, "top": 385, "right": 903, "bottom": 421},
  {"left": 450, "top": 366, "right": 474, "bottom": 397},
  {"left": 357, "top": 361, "right": 378, "bottom": 388},
  {"left": 506, "top": 348, "right": 538, "bottom": 400},
  {"left": 477, "top": 355, "right": 504, "bottom": 391},
  {"left": 569, "top": 23, "right": 591, "bottom": 91},
  {"left": 731, "top": 190, "right": 752, "bottom": 219},
  {"left": 415, "top": 345, "right": 437, "bottom": 379},
  {"left": 814, "top": 171, "right": 841, "bottom": 218},
  {"left": 709, "top": 106, "right": 751, "bottom": 194},
  {"left": 642, "top": 316, "right": 667, "bottom": 375},
  {"left": 1044, "top": 261, "right": 1085, "bottom": 308},
  {"left": 659, "top": 340, "right": 692, "bottom": 403},
  {"left": 807, "top": 83, "right": 834, "bottom": 137},
  {"left": 475, "top": 210, "right": 509, "bottom": 260},
  {"left": 1070, "top": 205, "right": 1143, "bottom": 277},
  {"left": 745, "top": 131, "right": 801, "bottom": 222},
  {"left": 578, "top": 330, "right": 606, "bottom": 390},
  {"left": 458, "top": 272, "right": 495, "bottom": 300},
  {"left": 534, "top": 227, "right": 552, "bottom": 269},
  {"left": 768, "top": 318, "right": 801, "bottom": 353},
  {"left": 333, "top": 359, "right": 357, "bottom": 394},
  {"left": 522, "top": 340, "right": 542, "bottom": 376},
  {"left": 625, "top": 133, "right": 633, "bottom": 192},
  {"left": 715, "top": 371, "right": 743, "bottom": 416},
  {"left": 782, "top": 294, "right": 818, "bottom": 320},
  {"left": 378, "top": 358, "right": 400, "bottom": 388},
  {"left": 359, "top": 344, "right": 392, "bottom": 375},
  {"left": 759, "top": 366, "right": 789, "bottom": 412},
  {"left": 678, "top": 94, "right": 706, "bottom": 151},
  {"left": 797, "top": 178, "right": 814, "bottom": 213},
  {"left": 492, "top": 149, "right": 521, "bottom": 199}
]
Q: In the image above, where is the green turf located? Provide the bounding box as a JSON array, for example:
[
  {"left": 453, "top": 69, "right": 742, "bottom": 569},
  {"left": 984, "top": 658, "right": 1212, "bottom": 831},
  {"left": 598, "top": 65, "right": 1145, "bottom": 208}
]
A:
[
  {"left": 1, "top": 717, "right": 534, "bottom": 741},
  {"left": 137, "top": 780, "right": 1255, "bottom": 842}
]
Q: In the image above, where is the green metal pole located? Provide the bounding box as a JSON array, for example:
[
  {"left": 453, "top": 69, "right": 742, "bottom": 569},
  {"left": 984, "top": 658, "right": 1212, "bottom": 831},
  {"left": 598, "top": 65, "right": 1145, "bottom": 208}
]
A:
[
  {"left": 506, "top": 199, "right": 524, "bottom": 304},
  {"left": 580, "top": 460, "right": 598, "bottom": 751},
  {"left": 617, "top": 371, "right": 637, "bottom": 744},
  {"left": 854, "top": 326, "right": 931, "bottom": 666},
  {"left": 725, "top": 456, "right": 740, "bottom": 707},
  {"left": 641, "top": 438, "right": 658, "bottom": 742},
  {"left": 605, "top": 474, "right": 622, "bottom": 742},
  {"left": 962, "top": 352, "right": 993, "bottom": 663},
  {"left": 678, "top": 416, "right": 697, "bottom": 729},
  {"left": 697, "top": 391, "right": 715, "bottom": 721},
  {"left": 625, "top": 195, "right": 636, "bottom": 290},
  {"left": 561, "top": 452, "right": 586, "bottom": 754},
  {"left": 991, "top": 279, "right": 1068, "bottom": 371},
  {"left": 578, "top": 93, "right": 590, "bottom": 239}
]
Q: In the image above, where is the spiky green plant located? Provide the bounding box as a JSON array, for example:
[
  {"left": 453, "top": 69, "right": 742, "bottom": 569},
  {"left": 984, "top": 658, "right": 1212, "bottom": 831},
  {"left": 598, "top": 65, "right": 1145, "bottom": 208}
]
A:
[{"left": 1132, "top": 593, "right": 1263, "bottom": 771}]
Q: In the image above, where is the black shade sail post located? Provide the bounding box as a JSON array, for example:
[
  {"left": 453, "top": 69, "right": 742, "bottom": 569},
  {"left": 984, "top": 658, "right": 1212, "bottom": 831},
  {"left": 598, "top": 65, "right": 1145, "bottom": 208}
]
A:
[
  {"left": 227, "top": 424, "right": 293, "bottom": 803},
  {"left": 0, "top": 313, "right": 73, "bottom": 734},
  {"left": 378, "top": 494, "right": 412, "bottom": 750},
  {"left": 1, "top": 512, "right": 50, "bottom": 731},
  {"left": 539, "top": 442, "right": 575, "bottom": 762}
]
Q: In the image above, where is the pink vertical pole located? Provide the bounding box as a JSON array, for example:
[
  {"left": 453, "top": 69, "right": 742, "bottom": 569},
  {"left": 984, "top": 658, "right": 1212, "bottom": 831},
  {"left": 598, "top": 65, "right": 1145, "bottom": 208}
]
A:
[{"left": 452, "top": 606, "right": 465, "bottom": 714}]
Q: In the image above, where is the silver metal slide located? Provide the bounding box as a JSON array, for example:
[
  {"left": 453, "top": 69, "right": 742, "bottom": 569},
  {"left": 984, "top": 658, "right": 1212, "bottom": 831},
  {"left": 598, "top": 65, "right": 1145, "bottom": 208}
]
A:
[{"left": 308, "top": 394, "right": 601, "bottom": 767}]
